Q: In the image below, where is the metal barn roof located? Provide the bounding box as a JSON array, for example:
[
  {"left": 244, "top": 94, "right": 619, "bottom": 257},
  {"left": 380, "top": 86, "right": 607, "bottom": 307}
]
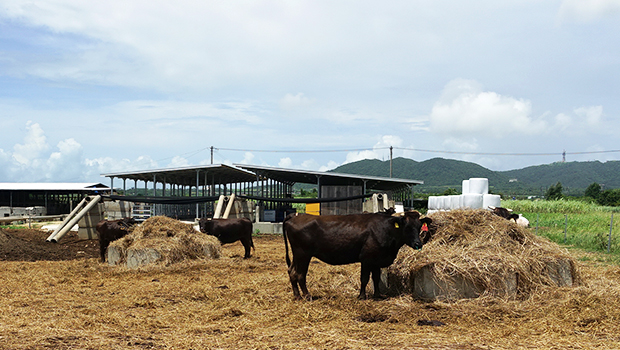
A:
[
  {"left": 235, "top": 164, "right": 423, "bottom": 191},
  {"left": 0, "top": 183, "right": 111, "bottom": 191},
  {"left": 101, "top": 163, "right": 423, "bottom": 192},
  {"left": 101, "top": 164, "right": 258, "bottom": 186}
]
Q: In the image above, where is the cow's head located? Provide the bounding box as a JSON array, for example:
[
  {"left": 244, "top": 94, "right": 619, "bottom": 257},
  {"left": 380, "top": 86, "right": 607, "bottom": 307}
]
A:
[
  {"left": 398, "top": 211, "right": 432, "bottom": 250},
  {"left": 198, "top": 218, "right": 215, "bottom": 236}
]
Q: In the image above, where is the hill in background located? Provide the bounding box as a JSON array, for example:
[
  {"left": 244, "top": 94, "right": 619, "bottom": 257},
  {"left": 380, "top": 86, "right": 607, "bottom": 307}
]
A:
[{"left": 329, "top": 157, "right": 620, "bottom": 197}]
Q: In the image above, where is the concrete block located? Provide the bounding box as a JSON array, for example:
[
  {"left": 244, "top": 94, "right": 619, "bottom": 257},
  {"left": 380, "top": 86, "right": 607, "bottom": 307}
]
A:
[
  {"left": 126, "top": 248, "right": 161, "bottom": 269},
  {"left": 253, "top": 222, "right": 283, "bottom": 234},
  {"left": 544, "top": 258, "right": 574, "bottom": 286},
  {"left": 77, "top": 227, "right": 98, "bottom": 240}
]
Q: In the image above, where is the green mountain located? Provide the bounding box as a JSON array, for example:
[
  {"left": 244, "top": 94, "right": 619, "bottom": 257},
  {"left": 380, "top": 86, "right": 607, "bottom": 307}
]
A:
[{"left": 330, "top": 157, "right": 620, "bottom": 196}]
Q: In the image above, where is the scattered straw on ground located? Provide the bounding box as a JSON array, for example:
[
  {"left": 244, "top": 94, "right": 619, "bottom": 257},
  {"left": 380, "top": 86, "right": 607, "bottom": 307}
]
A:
[
  {"left": 389, "top": 209, "right": 580, "bottom": 299},
  {"left": 1, "top": 233, "right": 620, "bottom": 349},
  {"left": 110, "top": 216, "right": 221, "bottom": 266}
]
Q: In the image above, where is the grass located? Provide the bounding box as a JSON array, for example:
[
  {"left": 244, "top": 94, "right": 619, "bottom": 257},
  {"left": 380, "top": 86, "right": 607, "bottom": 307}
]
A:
[{"left": 504, "top": 199, "right": 620, "bottom": 256}]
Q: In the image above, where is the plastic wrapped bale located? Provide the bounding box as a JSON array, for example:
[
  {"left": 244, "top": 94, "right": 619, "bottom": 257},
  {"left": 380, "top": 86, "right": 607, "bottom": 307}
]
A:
[
  {"left": 107, "top": 216, "right": 221, "bottom": 268},
  {"left": 385, "top": 209, "right": 580, "bottom": 301}
]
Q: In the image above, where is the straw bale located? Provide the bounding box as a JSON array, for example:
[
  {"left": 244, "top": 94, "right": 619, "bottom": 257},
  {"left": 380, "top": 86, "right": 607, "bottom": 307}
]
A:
[
  {"left": 387, "top": 209, "right": 580, "bottom": 301},
  {"left": 108, "top": 216, "right": 221, "bottom": 268}
]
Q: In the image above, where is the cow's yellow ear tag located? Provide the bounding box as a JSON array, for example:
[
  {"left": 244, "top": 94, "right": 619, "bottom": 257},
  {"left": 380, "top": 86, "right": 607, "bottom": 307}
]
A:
[{"left": 394, "top": 223, "right": 399, "bottom": 228}]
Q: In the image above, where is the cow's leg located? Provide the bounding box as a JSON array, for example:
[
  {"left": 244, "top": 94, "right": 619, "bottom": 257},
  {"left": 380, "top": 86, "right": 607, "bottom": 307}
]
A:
[
  {"left": 288, "top": 255, "right": 312, "bottom": 300},
  {"left": 241, "top": 236, "right": 252, "bottom": 258},
  {"left": 358, "top": 264, "right": 371, "bottom": 299},
  {"left": 99, "top": 240, "right": 107, "bottom": 263},
  {"left": 371, "top": 267, "right": 384, "bottom": 299}
]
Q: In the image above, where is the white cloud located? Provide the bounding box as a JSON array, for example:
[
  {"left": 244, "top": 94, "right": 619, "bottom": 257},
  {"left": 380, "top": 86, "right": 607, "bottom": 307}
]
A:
[
  {"left": 237, "top": 152, "right": 255, "bottom": 165},
  {"left": 279, "top": 93, "right": 314, "bottom": 111},
  {"left": 554, "top": 113, "right": 573, "bottom": 131},
  {"left": 168, "top": 156, "right": 190, "bottom": 168},
  {"left": 428, "top": 79, "right": 547, "bottom": 138},
  {"left": 319, "top": 160, "right": 340, "bottom": 172},
  {"left": 558, "top": 0, "right": 620, "bottom": 23},
  {"left": 575, "top": 105, "right": 603, "bottom": 127},
  {"left": 45, "top": 138, "right": 83, "bottom": 181},
  {"left": 278, "top": 157, "right": 293, "bottom": 168},
  {"left": 12, "top": 121, "right": 49, "bottom": 165},
  {"left": 343, "top": 135, "right": 401, "bottom": 164}
]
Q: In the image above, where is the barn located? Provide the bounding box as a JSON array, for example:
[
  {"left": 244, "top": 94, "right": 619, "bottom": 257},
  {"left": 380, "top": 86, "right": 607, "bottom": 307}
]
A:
[
  {"left": 0, "top": 182, "right": 111, "bottom": 218},
  {"left": 101, "top": 163, "right": 424, "bottom": 221}
]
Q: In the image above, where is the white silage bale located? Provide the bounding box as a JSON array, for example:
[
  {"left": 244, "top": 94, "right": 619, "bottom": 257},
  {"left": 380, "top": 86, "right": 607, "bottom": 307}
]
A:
[
  {"left": 468, "top": 178, "right": 489, "bottom": 195},
  {"left": 436, "top": 196, "right": 445, "bottom": 210},
  {"left": 462, "top": 180, "right": 470, "bottom": 194},
  {"left": 428, "top": 196, "right": 438, "bottom": 210},
  {"left": 483, "top": 194, "right": 501, "bottom": 209},
  {"left": 462, "top": 194, "right": 483, "bottom": 209},
  {"left": 450, "top": 195, "right": 461, "bottom": 210}
]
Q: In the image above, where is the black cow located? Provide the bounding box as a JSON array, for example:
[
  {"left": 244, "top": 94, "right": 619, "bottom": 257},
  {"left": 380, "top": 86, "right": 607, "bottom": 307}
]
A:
[
  {"left": 283, "top": 210, "right": 432, "bottom": 300},
  {"left": 96, "top": 217, "right": 137, "bottom": 262},
  {"left": 198, "top": 217, "right": 254, "bottom": 258},
  {"left": 490, "top": 206, "right": 519, "bottom": 222}
]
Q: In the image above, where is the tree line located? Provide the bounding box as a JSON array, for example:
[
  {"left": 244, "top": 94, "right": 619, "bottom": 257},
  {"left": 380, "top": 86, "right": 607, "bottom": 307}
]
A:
[{"left": 546, "top": 181, "right": 620, "bottom": 206}]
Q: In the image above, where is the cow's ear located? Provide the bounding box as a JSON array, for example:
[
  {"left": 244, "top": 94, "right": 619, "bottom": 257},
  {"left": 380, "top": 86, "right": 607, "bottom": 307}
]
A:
[{"left": 389, "top": 216, "right": 403, "bottom": 229}]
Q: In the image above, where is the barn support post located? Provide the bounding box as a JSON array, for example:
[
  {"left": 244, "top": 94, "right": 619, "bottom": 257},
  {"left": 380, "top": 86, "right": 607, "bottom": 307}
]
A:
[
  {"left": 196, "top": 170, "right": 200, "bottom": 220},
  {"left": 110, "top": 177, "right": 114, "bottom": 196},
  {"left": 316, "top": 175, "right": 322, "bottom": 215},
  {"left": 153, "top": 175, "right": 157, "bottom": 197},
  {"left": 123, "top": 179, "right": 126, "bottom": 195}
]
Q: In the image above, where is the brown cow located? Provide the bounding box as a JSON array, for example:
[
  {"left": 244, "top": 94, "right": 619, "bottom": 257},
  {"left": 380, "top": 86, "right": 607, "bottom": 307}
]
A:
[
  {"left": 198, "top": 217, "right": 254, "bottom": 258},
  {"left": 96, "top": 217, "right": 137, "bottom": 262},
  {"left": 283, "top": 210, "right": 432, "bottom": 300}
]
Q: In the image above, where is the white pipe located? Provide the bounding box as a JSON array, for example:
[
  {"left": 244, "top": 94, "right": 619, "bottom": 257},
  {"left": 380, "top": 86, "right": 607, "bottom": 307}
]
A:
[
  {"left": 48, "top": 195, "right": 102, "bottom": 243},
  {"left": 222, "top": 193, "right": 236, "bottom": 219},
  {"left": 46, "top": 196, "right": 89, "bottom": 241}
]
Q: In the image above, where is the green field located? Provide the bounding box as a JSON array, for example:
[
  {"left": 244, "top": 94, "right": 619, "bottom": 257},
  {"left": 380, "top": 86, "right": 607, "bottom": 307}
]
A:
[{"left": 504, "top": 199, "right": 620, "bottom": 259}]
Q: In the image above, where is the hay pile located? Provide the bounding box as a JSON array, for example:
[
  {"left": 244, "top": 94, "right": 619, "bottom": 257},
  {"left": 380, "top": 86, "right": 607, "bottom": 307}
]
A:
[
  {"left": 108, "top": 216, "right": 221, "bottom": 268},
  {"left": 387, "top": 209, "right": 580, "bottom": 301}
]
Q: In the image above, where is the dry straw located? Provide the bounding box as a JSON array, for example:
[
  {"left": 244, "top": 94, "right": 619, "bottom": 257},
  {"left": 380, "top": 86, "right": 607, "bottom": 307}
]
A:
[
  {"left": 109, "top": 216, "right": 221, "bottom": 267},
  {"left": 388, "top": 209, "right": 581, "bottom": 300}
]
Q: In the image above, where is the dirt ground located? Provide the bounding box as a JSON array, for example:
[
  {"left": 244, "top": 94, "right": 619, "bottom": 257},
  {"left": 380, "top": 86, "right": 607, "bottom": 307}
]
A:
[
  {"left": 1, "top": 227, "right": 620, "bottom": 349},
  {"left": 0, "top": 228, "right": 100, "bottom": 261}
]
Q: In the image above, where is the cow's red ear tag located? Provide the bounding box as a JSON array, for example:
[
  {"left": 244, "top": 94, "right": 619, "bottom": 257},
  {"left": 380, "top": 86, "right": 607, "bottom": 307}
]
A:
[{"left": 422, "top": 223, "right": 428, "bottom": 232}]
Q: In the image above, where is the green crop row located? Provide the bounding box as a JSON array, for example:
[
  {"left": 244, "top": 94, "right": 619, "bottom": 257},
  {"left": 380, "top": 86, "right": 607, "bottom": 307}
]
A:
[{"left": 504, "top": 199, "right": 620, "bottom": 256}]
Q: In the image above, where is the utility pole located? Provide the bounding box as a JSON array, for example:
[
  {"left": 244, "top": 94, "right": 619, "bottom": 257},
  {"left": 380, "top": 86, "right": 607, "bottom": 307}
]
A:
[
  {"left": 210, "top": 146, "right": 214, "bottom": 164},
  {"left": 389, "top": 146, "right": 393, "bottom": 178}
]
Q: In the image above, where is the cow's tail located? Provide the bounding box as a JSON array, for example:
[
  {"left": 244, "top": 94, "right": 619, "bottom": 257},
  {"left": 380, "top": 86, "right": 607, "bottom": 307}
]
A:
[{"left": 283, "top": 214, "right": 292, "bottom": 268}]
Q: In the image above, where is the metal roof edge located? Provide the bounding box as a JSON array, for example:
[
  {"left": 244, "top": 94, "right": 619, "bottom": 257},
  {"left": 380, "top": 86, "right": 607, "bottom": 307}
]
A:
[{"left": 234, "top": 164, "right": 423, "bottom": 185}]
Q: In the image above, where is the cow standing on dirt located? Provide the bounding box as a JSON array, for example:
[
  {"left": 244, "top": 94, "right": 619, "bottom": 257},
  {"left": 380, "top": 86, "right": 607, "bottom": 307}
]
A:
[
  {"left": 96, "top": 217, "right": 137, "bottom": 262},
  {"left": 198, "top": 217, "right": 254, "bottom": 258},
  {"left": 283, "top": 210, "right": 432, "bottom": 300}
]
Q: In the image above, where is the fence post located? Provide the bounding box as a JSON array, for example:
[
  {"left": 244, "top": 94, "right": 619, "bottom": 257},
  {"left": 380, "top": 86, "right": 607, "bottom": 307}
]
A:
[
  {"left": 609, "top": 213, "right": 614, "bottom": 253},
  {"left": 564, "top": 214, "right": 568, "bottom": 244}
]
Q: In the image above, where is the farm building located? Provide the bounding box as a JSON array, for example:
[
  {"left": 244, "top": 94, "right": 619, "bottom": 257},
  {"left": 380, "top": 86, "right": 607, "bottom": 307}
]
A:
[
  {"left": 101, "top": 163, "right": 423, "bottom": 221},
  {"left": 0, "top": 183, "right": 111, "bottom": 217}
]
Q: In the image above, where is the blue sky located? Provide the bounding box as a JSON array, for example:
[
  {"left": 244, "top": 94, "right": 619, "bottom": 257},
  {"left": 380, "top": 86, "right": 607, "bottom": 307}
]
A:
[{"left": 1, "top": 0, "right": 620, "bottom": 183}]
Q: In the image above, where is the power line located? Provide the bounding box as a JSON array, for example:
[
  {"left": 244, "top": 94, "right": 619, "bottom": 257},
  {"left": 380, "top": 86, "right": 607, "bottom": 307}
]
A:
[
  {"left": 133, "top": 146, "right": 620, "bottom": 169},
  {"left": 216, "top": 147, "right": 387, "bottom": 153},
  {"left": 217, "top": 146, "right": 620, "bottom": 157}
]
